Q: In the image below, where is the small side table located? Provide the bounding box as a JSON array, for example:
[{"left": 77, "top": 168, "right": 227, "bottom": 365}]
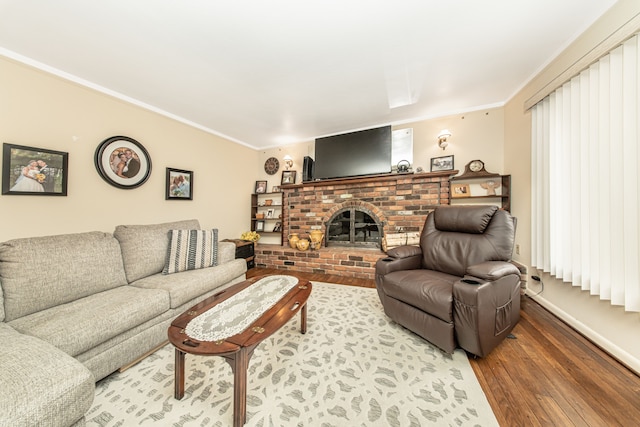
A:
[{"left": 222, "top": 239, "right": 255, "bottom": 269}]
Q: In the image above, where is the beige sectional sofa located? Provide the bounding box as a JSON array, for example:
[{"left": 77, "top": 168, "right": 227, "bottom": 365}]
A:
[{"left": 0, "top": 219, "right": 247, "bottom": 426}]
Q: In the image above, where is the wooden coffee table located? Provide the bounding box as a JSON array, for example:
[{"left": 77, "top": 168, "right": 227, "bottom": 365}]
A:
[{"left": 168, "top": 274, "right": 312, "bottom": 427}]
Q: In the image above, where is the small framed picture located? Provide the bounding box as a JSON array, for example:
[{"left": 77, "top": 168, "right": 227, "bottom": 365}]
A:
[
  {"left": 94, "top": 135, "right": 152, "bottom": 189},
  {"left": 255, "top": 221, "right": 265, "bottom": 232},
  {"left": 281, "top": 170, "right": 296, "bottom": 185},
  {"left": 255, "top": 180, "right": 267, "bottom": 193},
  {"left": 273, "top": 222, "right": 282, "bottom": 232},
  {"left": 2, "top": 143, "right": 69, "bottom": 196},
  {"left": 451, "top": 183, "right": 470, "bottom": 198},
  {"left": 272, "top": 185, "right": 281, "bottom": 192},
  {"left": 266, "top": 208, "right": 275, "bottom": 219},
  {"left": 431, "top": 155, "right": 454, "bottom": 172},
  {"left": 166, "top": 168, "right": 193, "bottom": 200}
]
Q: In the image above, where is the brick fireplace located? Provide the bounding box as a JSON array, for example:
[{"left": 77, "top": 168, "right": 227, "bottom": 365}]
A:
[{"left": 254, "top": 171, "right": 456, "bottom": 280}]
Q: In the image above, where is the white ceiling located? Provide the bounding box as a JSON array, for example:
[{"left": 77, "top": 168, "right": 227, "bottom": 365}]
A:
[{"left": 0, "top": 0, "right": 617, "bottom": 149}]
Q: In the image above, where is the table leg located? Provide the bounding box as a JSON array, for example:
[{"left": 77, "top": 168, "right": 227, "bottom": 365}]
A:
[
  {"left": 232, "top": 348, "right": 249, "bottom": 427},
  {"left": 174, "top": 349, "right": 185, "bottom": 399},
  {"left": 300, "top": 302, "right": 307, "bottom": 334}
]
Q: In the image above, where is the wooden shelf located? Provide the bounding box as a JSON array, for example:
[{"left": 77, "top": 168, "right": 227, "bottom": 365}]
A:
[
  {"left": 450, "top": 174, "right": 511, "bottom": 212},
  {"left": 251, "top": 192, "right": 284, "bottom": 245}
]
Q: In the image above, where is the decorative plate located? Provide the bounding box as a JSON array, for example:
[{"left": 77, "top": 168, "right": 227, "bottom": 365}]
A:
[{"left": 264, "top": 157, "right": 280, "bottom": 175}]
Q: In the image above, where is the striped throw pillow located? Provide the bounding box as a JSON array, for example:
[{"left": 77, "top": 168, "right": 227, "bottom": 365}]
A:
[{"left": 163, "top": 229, "right": 219, "bottom": 275}]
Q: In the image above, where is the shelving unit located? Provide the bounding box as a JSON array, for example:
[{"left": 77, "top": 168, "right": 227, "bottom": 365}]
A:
[
  {"left": 251, "top": 191, "right": 284, "bottom": 245},
  {"left": 449, "top": 161, "right": 511, "bottom": 211}
]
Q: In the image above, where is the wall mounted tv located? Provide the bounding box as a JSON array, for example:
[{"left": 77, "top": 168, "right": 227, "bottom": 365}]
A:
[{"left": 314, "top": 125, "right": 392, "bottom": 180}]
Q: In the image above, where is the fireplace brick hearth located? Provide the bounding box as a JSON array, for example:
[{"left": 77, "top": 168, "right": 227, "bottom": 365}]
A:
[{"left": 254, "top": 171, "right": 457, "bottom": 280}]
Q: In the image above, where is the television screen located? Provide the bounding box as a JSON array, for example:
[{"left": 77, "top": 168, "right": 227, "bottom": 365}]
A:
[{"left": 314, "top": 126, "right": 392, "bottom": 180}]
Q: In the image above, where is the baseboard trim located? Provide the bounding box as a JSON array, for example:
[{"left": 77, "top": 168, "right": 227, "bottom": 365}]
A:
[{"left": 526, "top": 291, "right": 640, "bottom": 376}]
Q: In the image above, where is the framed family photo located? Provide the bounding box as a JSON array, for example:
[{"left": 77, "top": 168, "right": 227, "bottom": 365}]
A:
[
  {"left": 94, "top": 135, "right": 152, "bottom": 189},
  {"left": 166, "top": 168, "right": 193, "bottom": 200},
  {"left": 451, "top": 183, "right": 470, "bottom": 198},
  {"left": 2, "top": 143, "right": 68, "bottom": 196},
  {"left": 255, "top": 180, "right": 267, "bottom": 194}
]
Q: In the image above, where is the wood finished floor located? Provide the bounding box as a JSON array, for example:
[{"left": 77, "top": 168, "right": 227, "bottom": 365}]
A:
[{"left": 248, "top": 267, "right": 640, "bottom": 427}]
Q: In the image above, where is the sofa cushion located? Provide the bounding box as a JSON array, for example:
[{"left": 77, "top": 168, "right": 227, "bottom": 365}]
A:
[
  {"left": 381, "top": 269, "right": 460, "bottom": 322},
  {"left": 0, "top": 323, "right": 94, "bottom": 427},
  {"left": 0, "top": 231, "right": 128, "bottom": 322},
  {"left": 8, "top": 285, "right": 169, "bottom": 357},
  {"left": 163, "top": 229, "right": 219, "bottom": 274},
  {"left": 114, "top": 219, "right": 200, "bottom": 283},
  {"left": 132, "top": 258, "right": 247, "bottom": 309}
]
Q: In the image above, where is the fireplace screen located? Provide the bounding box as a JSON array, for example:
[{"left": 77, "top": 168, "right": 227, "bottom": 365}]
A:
[{"left": 326, "top": 208, "right": 382, "bottom": 248}]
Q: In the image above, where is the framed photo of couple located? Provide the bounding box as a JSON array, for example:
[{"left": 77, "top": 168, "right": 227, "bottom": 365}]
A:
[
  {"left": 2, "top": 143, "right": 69, "bottom": 196},
  {"left": 94, "top": 136, "right": 152, "bottom": 189},
  {"left": 166, "top": 168, "right": 193, "bottom": 200}
]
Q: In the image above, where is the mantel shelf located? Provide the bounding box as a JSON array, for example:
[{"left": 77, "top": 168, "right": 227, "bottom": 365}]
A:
[{"left": 280, "top": 170, "right": 459, "bottom": 189}]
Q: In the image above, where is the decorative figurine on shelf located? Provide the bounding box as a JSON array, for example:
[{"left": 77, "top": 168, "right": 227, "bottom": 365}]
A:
[{"left": 481, "top": 179, "right": 498, "bottom": 196}]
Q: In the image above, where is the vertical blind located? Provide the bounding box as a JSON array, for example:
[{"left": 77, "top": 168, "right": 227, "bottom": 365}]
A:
[{"left": 531, "top": 33, "right": 640, "bottom": 312}]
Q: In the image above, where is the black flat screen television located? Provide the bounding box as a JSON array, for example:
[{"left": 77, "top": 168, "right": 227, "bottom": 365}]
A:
[{"left": 314, "top": 126, "right": 392, "bottom": 180}]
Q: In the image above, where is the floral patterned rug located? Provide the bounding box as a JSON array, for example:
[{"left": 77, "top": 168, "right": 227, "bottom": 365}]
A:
[{"left": 86, "top": 282, "right": 498, "bottom": 426}]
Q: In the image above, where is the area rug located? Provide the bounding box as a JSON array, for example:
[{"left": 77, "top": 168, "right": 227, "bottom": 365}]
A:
[{"left": 86, "top": 282, "right": 498, "bottom": 426}]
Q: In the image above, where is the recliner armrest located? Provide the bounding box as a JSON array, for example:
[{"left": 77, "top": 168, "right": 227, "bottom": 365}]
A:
[
  {"left": 465, "top": 261, "right": 520, "bottom": 282},
  {"left": 387, "top": 245, "right": 423, "bottom": 259},
  {"left": 375, "top": 245, "right": 422, "bottom": 275}
]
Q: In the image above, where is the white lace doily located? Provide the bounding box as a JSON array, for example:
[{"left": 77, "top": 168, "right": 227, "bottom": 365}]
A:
[{"left": 185, "top": 275, "right": 299, "bottom": 341}]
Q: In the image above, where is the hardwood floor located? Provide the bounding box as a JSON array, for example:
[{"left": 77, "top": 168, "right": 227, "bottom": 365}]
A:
[{"left": 248, "top": 268, "right": 640, "bottom": 426}]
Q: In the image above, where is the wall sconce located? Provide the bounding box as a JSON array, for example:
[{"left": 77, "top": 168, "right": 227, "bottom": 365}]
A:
[
  {"left": 283, "top": 155, "right": 293, "bottom": 170},
  {"left": 437, "top": 129, "right": 451, "bottom": 150}
]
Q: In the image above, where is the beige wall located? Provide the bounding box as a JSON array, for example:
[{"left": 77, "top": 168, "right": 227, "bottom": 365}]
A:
[
  {"left": 259, "top": 108, "right": 505, "bottom": 179},
  {"left": 0, "top": 57, "right": 258, "bottom": 242},
  {"left": 504, "top": 0, "right": 640, "bottom": 373}
]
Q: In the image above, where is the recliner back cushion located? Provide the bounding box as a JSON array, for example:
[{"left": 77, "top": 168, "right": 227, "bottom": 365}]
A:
[
  {"left": 433, "top": 205, "right": 497, "bottom": 233},
  {"left": 114, "top": 219, "right": 200, "bottom": 283},
  {"left": 0, "top": 232, "right": 128, "bottom": 321},
  {"left": 421, "top": 206, "right": 515, "bottom": 277}
]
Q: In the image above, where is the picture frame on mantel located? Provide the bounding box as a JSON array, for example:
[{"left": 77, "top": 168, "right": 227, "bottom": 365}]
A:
[
  {"left": 2, "top": 143, "right": 69, "bottom": 196},
  {"left": 430, "top": 155, "right": 454, "bottom": 172},
  {"left": 281, "top": 170, "right": 296, "bottom": 185}
]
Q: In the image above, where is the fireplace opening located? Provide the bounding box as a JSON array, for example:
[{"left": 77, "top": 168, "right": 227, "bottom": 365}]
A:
[{"left": 326, "top": 207, "right": 383, "bottom": 248}]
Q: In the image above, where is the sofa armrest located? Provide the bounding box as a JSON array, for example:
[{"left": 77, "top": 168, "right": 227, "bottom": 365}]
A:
[
  {"left": 465, "top": 261, "right": 520, "bottom": 282},
  {"left": 375, "top": 245, "right": 422, "bottom": 276},
  {"left": 218, "top": 241, "right": 236, "bottom": 264}
]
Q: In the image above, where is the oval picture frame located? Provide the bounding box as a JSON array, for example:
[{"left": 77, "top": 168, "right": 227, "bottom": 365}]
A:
[{"left": 94, "top": 136, "right": 151, "bottom": 189}]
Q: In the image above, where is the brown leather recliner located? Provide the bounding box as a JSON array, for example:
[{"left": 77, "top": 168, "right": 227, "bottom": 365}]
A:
[{"left": 375, "top": 205, "right": 521, "bottom": 357}]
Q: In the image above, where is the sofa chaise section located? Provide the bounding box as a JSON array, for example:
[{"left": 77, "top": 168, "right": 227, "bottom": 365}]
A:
[{"left": 0, "top": 323, "right": 94, "bottom": 427}]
